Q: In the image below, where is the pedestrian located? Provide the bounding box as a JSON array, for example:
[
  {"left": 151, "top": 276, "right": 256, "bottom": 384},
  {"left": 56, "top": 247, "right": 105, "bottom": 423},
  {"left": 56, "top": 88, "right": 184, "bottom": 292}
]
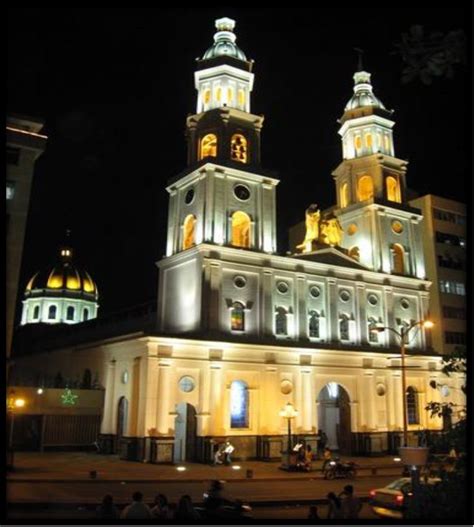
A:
[
  {"left": 150, "top": 493, "right": 171, "bottom": 520},
  {"left": 319, "top": 430, "right": 328, "bottom": 451},
  {"left": 339, "top": 484, "right": 362, "bottom": 519},
  {"left": 307, "top": 505, "right": 320, "bottom": 519},
  {"left": 322, "top": 446, "right": 332, "bottom": 471},
  {"left": 174, "top": 494, "right": 201, "bottom": 521},
  {"left": 326, "top": 492, "right": 343, "bottom": 519},
  {"left": 223, "top": 439, "right": 235, "bottom": 465},
  {"left": 213, "top": 443, "right": 224, "bottom": 465},
  {"left": 304, "top": 444, "right": 313, "bottom": 472},
  {"left": 120, "top": 491, "right": 153, "bottom": 520},
  {"left": 96, "top": 494, "right": 119, "bottom": 519}
]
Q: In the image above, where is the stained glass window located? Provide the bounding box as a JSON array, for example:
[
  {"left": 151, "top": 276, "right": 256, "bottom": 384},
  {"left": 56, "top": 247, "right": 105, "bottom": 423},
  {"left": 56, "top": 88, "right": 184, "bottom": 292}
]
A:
[
  {"left": 230, "top": 380, "right": 249, "bottom": 428},
  {"left": 309, "top": 311, "right": 320, "bottom": 338},
  {"left": 275, "top": 307, "right": 288, "bottom": 335},
  {"left": 231, "top": 302, "right": 245, "bottom": 331},
  {"left": 406, "top": 387, "right": 419, "bottom": 424}
]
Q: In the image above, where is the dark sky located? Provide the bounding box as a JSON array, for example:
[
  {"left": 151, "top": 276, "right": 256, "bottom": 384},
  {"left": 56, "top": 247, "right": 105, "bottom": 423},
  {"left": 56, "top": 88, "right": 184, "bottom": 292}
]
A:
[{"left": 8, "top": 8, "right": 467, "bottom": 317}]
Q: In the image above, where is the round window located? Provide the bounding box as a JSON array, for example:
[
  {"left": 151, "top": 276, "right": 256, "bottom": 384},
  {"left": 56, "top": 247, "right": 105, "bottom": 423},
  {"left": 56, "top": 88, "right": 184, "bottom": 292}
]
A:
[
  {"left": 185, "top": 188, "right": 195, "bottom": 205},
  {"left": 234, "top": 184, "right": 250, "bottom": 201},
  {"left": 368, "top": 294, "right": 378, "bottom": 306},
  {"left": 234, "top": 275, "right": 247, "bottom": 289},
  {"left": 339, "top": 289, "right": 351, "bottom": 302},
  {"left": 309, "top": 285, "right": 321, "bottom": 299},
  {"left": 400, "top": 298, "right": 410, "bottom": 309},
  {"left": 347, "top": 223, "right": 358, "bottom": 236},
  {"left": 392, "top": 220, "right": 403, "bottom": 234},
  {"left": 281, "top": 380, "right": 293, "bottom": 395},
  {"left": 376, "top": 383, "right": 386, "bottom": 396},
  {"left": 277, "top": 281, "right": 289, "bottom": 294},
  {"left": 441, "top": 385, "right": 450, "bottom": 397},
  {"left": 178, "top": 376, "right": 195, "bottom": 393}
]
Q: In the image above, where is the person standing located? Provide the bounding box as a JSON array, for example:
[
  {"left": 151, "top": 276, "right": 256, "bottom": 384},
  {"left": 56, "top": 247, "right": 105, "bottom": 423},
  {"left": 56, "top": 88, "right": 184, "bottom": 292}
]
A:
[
  {"left": 326, "top": 492, "right": 343, "bottom": 519},
  {"left": 304, "top": 444, "right": 313, "bottom": 472},
  {"left": 339, "top": 484, "right": 362, "bottom": 519},
  {"left": 223, "top": 440, "right": 235, "bottom": 465}
]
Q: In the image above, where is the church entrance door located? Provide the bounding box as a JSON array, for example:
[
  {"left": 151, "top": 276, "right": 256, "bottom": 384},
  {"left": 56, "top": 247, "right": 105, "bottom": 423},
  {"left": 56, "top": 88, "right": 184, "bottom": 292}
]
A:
[
  {"left": 317, "top": 383, "right": 352, "bottom": 455},
  {"left": 174, "top": 403, "right": 197, "bottom": 463}
]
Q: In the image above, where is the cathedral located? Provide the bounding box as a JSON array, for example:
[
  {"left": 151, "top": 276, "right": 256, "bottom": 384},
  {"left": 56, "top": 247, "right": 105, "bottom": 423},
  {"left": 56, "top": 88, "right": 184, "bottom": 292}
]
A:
[{"left": 11, "top": 17, "right": 464, "bottom": 462}]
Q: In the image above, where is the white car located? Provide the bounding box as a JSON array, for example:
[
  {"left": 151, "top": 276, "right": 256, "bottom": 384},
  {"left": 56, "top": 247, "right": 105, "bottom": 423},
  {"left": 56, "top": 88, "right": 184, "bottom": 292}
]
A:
[{"left": 369, "top": 477, "right": 441, "bottom": 519}]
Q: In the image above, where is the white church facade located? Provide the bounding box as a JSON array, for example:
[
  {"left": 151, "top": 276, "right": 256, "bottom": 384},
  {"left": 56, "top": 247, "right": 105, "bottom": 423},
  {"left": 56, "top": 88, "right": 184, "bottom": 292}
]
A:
[{"left": 11, "top": 18, "right": 465, "bottom": 462}]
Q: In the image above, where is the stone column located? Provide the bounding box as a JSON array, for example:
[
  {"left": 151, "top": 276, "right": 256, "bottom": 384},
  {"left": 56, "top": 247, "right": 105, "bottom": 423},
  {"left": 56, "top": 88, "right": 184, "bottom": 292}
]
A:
[
  {"left": 143, "top": 354, "right": 160, "bottom": 436},
  {"left": 210, "top": 365, "right": 223, "bottom": 435},
  {"left": 383, "top": 286, "right": 397, "bottom": 347},
  {"left": 327, "top": 278, "right": 338, "bottom": 342},
  {"left": 364, "top": 372, "right": 376, "bottom": 430},
  {"left": 393, "top": 373, "right": 403, "bottom": 430},
  {"left": 209, "top": 263, "right": 221, "bottom": 332},
  {"left": 101, "top": 359, "right": 117, "bottom": 434},
  {"left": 156, "top": 362, "right": 172, "bottom": 435},
  {"left": 263, "top": 367, "right": 278, "bottom": 433},
  {"left": 261, "top": 270, "right": 274, "bottom": 337},
  {"left": 386, "top": 374, "right": 396, "bottom": 430},
  {"left": 197, "top": 365, "right": 211, "bottom": 436},
  {"left": 357, "top": 283, "right": 367, "bottom": 345},
  {"left": 297, "top": 275, "right": 307, "bottom": 339},
  {"left": 302, "top": 370, "right": 313, "bottom": 431}
]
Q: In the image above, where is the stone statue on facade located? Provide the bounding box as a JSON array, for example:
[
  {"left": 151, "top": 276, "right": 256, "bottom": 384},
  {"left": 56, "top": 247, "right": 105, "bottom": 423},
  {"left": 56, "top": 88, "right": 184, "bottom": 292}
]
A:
[
  {"left": 296, "top": 204, "right": 344, "bottom": 252},
  {"left": 296, "top": 204, "right": 320, "bottom": 253}
]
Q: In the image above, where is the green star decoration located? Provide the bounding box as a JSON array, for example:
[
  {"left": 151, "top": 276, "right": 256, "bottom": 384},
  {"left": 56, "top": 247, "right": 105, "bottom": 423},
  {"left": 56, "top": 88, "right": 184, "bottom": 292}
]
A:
[{"left": 61, "top": 388, "right": 78, "bottom": 406}]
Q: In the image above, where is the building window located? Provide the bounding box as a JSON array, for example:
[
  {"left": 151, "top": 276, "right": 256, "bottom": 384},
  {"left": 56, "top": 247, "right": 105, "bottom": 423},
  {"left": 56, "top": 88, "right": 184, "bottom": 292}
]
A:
[
  {"left": 433, "top": 208, "right": 465, "bottom": 225},
  {"left": 66, "top": 306, "right": 75, "bottom": 321},
  {"left": 275, "top": 307, "right": 288, "bottom": 336},
  {"left": 182, "top": 214, "right": 196, "bottom": 250},
  {"left": 339, "top": 314, "right": 350, "bottom": 341},
  {"left": 348, "top": 246, "right": 360, "bottom": 261},
  {"left": 368, "top": 317, "right": 379, "bottom": 343},
  {"left": 437, "top": 254, "right": 464, "bottom": 270},
  {"left": 445, "top": 332, "right": 466, "bottom": 345},
  {"left": 308, "top": 310, "right": 320, "bottom": 338},
  {"left": 365, "top": 133, "right": 373, "bottom": 148},
  {"left": 230, "top": 134, "right": 248, "bottom": 163},
  {"left": 357, "top": 175, "right": 374, "bottom": 201},
  {"left": 231, "top": 302, "right": 245, "bottom": 331},
  {"left": 354, "top": 135, "right": 362, "bottom": 151},
  {"left": 230, "top": 380, "right": 249, "bottom": 428},
  {"left": 215, "top": 86, "right": 222, "bottom": 103},
  {"left": 83, "top": 308, "right": 89, "bottom": 321},
  {"left": 439, "top": 280, "right": 465, "bottom": 296},
  {"left": 227, "top": 86, "right": 233, "bottom": 104},
  {"left": 48, "top": 305, "right": 57, "bottom": 320},
  {"left": 436, "top": 231, "right": 466, "bottom": 248},
  {"left": 6, "top": 181, "right": 15, "bottom": 200},
  {"left": 391, "top": 244, "right": 405, "bottom": 274},
  {"left": 231, "top": 211, "right": 251, "bottom": 248},
  {"left": 386, "top": 176, "right": 401, "bottom": 203},
  {"left": 442, "top": 306, "right": 465, "bottom": 319},
  {"left": 406, "top": 387, "right": 419, "bottom": 425},
  {"left": 200, "top": 133, "right": 217, "bottom": 159},
  {"left": 237, "top": 89, "right": 245, "bottom": 108},
  {"left": 33, "top": 305, "right": 40, "bottom": 319},
  {"left": 340, "top": 183, "right": 349, "bottom": 208},
  {"left": 384, "top": 134, "right": 390, "bottom": 152},
  {"left": 7, "top": 146, "right": 20, "bottom": 165},
  {"left": 203, "top": 89, "right": 211, "bottom": 105}
]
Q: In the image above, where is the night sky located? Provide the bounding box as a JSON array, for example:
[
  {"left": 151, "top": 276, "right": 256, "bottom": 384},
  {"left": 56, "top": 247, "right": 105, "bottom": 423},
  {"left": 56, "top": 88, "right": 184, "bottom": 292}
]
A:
[{"left": 8, "top": 8, "right": 467, "bottom": 318}]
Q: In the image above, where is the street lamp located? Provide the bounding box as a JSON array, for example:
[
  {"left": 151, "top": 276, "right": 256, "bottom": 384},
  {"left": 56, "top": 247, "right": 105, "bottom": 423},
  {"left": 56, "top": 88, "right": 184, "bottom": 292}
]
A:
[
  {"left": 279, "top": 402, "right": 298, "bottom": 470},
  {"left": 370, "top": 319, "right": 433, "bottom": 448},
  {"left": 7, "top": 390, "right": 26, "bottom": 471}
]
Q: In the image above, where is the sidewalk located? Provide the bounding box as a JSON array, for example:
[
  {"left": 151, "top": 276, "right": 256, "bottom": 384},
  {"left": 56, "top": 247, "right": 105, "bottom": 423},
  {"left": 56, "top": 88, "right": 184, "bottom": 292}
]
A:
[{"left": 7, "top": 451, "right": 403, "bottom": 482}]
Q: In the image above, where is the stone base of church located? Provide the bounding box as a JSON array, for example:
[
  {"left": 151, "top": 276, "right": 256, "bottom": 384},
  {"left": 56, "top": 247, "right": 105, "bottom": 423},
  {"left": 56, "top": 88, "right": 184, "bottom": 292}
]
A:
[{"left": 98, "top": 430, "right": 445, "bottom": 463}]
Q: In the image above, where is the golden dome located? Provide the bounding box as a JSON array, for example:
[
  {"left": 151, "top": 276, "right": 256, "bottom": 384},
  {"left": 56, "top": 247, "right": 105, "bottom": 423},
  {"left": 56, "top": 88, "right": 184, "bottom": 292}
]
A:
[{"left": 25, "top": 246, "right": 98, "bottom": 301}]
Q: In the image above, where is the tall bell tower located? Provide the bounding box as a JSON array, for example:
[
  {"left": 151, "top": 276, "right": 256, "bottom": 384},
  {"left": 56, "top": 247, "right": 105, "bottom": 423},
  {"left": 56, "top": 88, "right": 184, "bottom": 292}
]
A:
[
  {"left": 164, "top": 17, "right": 278, "bottom": 258},
  {"left": 332, "top": 62, "right": 426, "bottom": 279}
]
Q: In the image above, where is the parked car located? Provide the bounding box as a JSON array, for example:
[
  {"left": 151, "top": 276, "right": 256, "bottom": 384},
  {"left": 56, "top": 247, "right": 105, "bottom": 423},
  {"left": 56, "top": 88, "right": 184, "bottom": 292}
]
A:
[{"left": 369, "top": 477, "right": 441, "bottom": 519}]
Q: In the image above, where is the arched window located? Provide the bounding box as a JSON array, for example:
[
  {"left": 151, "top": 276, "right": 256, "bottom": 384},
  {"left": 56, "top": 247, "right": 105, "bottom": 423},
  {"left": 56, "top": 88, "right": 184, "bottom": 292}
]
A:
[
  {"left": 237, "top": 89, "right": 245, "bottom": 108},
  {"left": 231, "top": 211, "right": 251, "bottom": 248},
  {"left": 384, "top": 134, "right": 390, "bottom": 152},
  {"left": 339, "top": 314, "right": 350, "bottom": 341},
  {"left": 215, "top": 86, "right": 222, "bottom": 103},
  {"left": 340, "top": 183, "right": 349, "bottom": 208},
  {"left": 309, "top": 310, "right": 320, "bottom": 338},
  {"left": 83, "top": 308, "right": 89, "bottom": 321},
  {"left": 348, "top": 246, "right": 360, "bottom": 261},
  {"left": 354, "top": 135, "right": 362, "bottom": 151},
  {"left": 230, "top": 380, "right": 249, "bottom": 428},
  {"left": 183, "top": 214, "right": 196, "bottom": 250},
  {"left": 200, "top": 134, "right": 217, "bottom": 159},
  {"left": 66, "top": 306, "right": 75, "bottom": 321},
  {"left": 357, "top": 175, "right": 374, "bottom": 201},
  {"left": 386, "top": 176, "right": 401, "bottom": 203},
  {"left": 48, "top": 305, "right": 57, "bottom": 320},
  {"left": 406, "top": 387, "right": 419, "bottom": 424},
  {"left": 368, "top": 317, "right": 379, "bottom": 343},
  {"left": 392, "top": 244, "right": 405, "bottom": 274},
  {"left": 275, "top": 307, "right": 288, "bottom": 336},
  {"left": 365, "top": 133, "right": 373, "bottom": 148},
  {"left": 231, "top": 302, "right": 245, "bottom": 331},
  {"left": 33, "top": 305, "right": 40, "bottom": 319},
  {"left": 230, "top": 134, "right": 248, "bottom": 163},
  {"left": 203, "top": 89, "right": 211, "bottom": 105},
  {"left": 227, "top": 86, "right": 233, "bottom": 104}
]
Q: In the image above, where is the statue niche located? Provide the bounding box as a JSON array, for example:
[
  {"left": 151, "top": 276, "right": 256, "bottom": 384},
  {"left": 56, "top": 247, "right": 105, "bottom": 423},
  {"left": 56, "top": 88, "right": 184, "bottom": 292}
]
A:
[{"left": 296, "top": 204, "right": 344, "bottom": 253}]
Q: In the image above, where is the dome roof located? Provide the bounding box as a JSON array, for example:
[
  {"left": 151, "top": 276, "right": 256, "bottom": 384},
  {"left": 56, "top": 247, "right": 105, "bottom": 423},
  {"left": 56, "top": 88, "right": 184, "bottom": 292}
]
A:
[
  {"left": 202, "top": 17, "right": 248, "bottom": 62},
  {"left": 344, "top": 71, "right": 386, "bottom": 112},
  {"left": 25, "top": 246, "right": 98, "bottom": 301}
]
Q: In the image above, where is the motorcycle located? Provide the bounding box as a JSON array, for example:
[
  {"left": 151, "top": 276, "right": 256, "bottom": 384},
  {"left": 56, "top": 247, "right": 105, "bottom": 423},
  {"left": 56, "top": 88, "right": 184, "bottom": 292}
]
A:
[
  {"left": 323, "top": 459, "right": 358, "bottom": 479},
  {"left": 199, "top": 482, "right": 253, "bottom": 519}
]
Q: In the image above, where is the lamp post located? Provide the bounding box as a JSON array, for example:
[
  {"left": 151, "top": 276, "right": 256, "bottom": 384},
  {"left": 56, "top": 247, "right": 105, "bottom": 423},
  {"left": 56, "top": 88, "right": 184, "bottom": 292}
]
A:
[
  {"left": 279, "top": 402, "right": 298, "bottom": 470},
  {"left": 7, "top": 390, "right": 26, "bottom": 471},
  {"left": 370, "top": 319, "right": 434, "bottom": 484}
]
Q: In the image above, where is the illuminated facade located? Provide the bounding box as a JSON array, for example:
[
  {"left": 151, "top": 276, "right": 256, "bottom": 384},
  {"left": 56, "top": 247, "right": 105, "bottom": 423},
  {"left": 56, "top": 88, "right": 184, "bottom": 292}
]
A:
[
  {"left": 11, "top": 18, "right": 465, "bottom": 461},
  {"left": 21, "top": 242, "right": 99, "bottom": 325}
]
